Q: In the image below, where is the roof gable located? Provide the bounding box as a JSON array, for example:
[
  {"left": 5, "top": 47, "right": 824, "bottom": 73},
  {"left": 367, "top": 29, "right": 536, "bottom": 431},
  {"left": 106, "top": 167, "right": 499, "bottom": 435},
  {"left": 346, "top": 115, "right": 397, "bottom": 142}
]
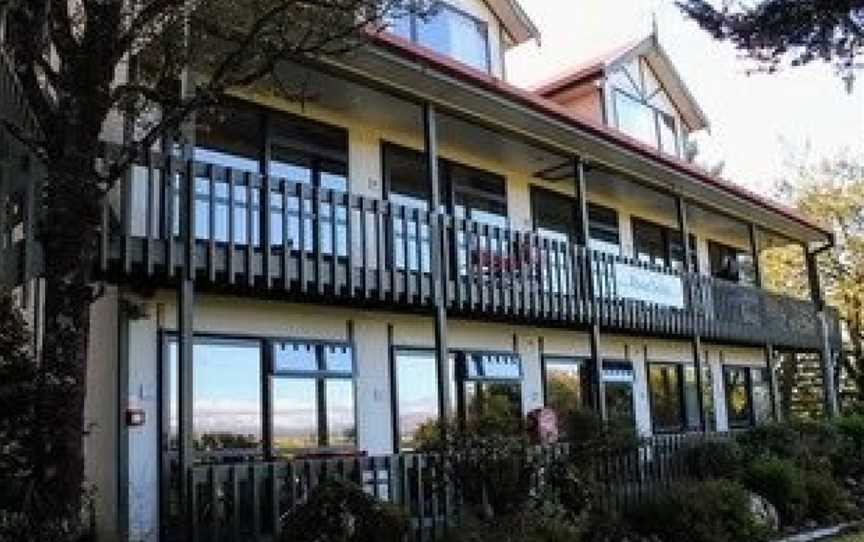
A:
[
  {"left": 534, "top": 35, "right": 710, "bottom": 132},
  {"left": 486, "top": 0, "right": 540, "bottom": 46}
]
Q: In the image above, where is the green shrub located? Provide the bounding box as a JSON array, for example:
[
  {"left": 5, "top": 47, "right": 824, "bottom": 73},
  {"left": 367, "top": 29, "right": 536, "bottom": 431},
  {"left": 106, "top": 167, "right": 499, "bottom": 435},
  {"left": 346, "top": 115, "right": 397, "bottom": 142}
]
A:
[
  {"left": 580, "top": 509, "right": 638, "bottom": 542},
  {"left": 791, "top": 419, "right": 840, "bottom": 472},
  {"left": 0, "top": 511, "right": 89, "bottom": 542},
  {"left": 682, "top": 439, "right": 742, "bottom": 480},
  {"left": 280, "top": 479, "right": 408, "bottom": 542},
  {"left": 742, "top": 457, "right": 809, "bottom": 526},
  {"left": 833, "top": 415, "right": 864, "bottom": 477},
  {"left": 736, "top": 422, "right": 801, "bottom": 461},
  {"left": 563, "top": 409, "right": 642, "bottom": 457},
  {"left": 802, "top": 471, "right": 853, "bottom": 524},
  {"left": 630, "top": 480, "right": 770, "bottom": 542}
]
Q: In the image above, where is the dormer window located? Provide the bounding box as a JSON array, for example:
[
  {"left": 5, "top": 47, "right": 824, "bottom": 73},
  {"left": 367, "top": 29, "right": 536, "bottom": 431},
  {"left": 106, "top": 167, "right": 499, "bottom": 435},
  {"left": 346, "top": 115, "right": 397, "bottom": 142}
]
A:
[
  {"left": 610, "top": 58, "right": 682, "bottom": 156},
  {"left": 387, "top": 1, "right": 491, "bottom": 73}
]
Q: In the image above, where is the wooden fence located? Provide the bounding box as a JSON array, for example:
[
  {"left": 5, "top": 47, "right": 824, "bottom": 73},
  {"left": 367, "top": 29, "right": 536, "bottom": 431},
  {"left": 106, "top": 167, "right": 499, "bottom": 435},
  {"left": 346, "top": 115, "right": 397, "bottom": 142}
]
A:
[{"left": 180, "top": 432, "right": 731, "bottom": 542}]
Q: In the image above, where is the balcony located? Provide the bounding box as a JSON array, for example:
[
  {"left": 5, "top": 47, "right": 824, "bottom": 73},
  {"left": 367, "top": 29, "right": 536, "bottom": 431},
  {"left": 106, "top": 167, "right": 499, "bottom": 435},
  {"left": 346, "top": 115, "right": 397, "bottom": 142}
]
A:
[{"left": 78, "top": 155, "right": 839, "bottom": 351}]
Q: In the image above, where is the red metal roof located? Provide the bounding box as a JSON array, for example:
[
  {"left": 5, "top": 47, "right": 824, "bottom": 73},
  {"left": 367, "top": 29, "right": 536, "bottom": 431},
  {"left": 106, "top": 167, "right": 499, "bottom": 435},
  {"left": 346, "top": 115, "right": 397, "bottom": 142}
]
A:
[
  {"left": 367, "top": 31, "right": 832, "bottom": 238},
  {"left": 531, "top": 40, "right": 643, "bottom": 98}
]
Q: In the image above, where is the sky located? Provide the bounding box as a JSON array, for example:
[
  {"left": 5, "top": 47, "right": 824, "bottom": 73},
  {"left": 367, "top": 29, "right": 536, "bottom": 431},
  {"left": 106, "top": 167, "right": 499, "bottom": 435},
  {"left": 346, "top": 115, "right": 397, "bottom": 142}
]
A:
[{"left": 505, "top": 0, "right": 864, "bottom": 196}]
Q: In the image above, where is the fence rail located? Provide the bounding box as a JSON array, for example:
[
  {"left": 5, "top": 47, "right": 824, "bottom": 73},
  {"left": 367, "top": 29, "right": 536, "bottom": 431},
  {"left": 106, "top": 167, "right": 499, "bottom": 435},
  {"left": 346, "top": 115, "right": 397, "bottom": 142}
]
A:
[{"left": 178, "top": 433, "right": 730, "bottom": 542}]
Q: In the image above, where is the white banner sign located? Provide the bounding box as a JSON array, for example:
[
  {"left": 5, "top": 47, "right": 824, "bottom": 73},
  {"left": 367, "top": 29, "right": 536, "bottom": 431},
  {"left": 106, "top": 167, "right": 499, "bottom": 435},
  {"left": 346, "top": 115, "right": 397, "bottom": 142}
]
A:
[{"left": 613, "top": 262, "right": 684, "bottom": 309}]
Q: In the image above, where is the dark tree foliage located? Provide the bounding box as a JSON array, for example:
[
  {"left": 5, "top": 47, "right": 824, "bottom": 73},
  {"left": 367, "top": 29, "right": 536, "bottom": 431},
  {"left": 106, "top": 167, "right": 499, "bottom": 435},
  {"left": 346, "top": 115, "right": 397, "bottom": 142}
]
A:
[
  {"left": 0, "top": 0, "right": 418, "bottom": 524},
  {"left": 677, "top": 1, "right": 864, "bottom": 86}
]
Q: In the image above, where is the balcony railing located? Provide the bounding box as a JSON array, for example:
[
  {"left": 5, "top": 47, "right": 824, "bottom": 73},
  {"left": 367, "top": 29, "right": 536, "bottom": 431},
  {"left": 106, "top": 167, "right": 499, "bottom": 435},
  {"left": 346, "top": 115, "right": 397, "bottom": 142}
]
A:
[{"left": 1, "top": 154, "right": 838, "bottom": 350}]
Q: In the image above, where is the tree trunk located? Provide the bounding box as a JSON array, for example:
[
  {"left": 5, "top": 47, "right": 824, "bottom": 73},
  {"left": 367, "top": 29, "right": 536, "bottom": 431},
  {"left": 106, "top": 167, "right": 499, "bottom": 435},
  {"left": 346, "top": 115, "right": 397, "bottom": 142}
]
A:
[{"left": 32, "top": 155, "right": 103, "bottom": 517}]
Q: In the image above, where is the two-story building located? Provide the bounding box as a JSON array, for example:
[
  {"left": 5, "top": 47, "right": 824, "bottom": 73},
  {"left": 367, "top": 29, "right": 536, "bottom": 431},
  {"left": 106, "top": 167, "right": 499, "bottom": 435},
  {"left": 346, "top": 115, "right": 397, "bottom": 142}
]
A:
[{"left": 0, "top": 1, "right": 842, "bottom": 540}]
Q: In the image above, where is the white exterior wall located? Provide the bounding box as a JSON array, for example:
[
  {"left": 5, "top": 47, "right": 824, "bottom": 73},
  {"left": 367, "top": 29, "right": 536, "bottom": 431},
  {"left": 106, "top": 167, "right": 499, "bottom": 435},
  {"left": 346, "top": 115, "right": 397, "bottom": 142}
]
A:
[
  {"left": 84, "top": 287, "right": 120, "bottom": 540},
  {"left": 127, "top": 307, "right": 160, "bottom": 542},
  {"left": 114, "top": 290, "right": 774, "bottom": 540}
]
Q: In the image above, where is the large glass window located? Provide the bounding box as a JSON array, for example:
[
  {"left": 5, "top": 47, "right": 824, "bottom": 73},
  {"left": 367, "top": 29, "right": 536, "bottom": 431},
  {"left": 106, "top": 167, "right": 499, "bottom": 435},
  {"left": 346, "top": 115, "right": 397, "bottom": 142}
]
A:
[
  {"left": 149, "top": 102, "right": 350, "bottom": 251},
  {"left": 709, "top": 241, "right": 756, "bottom": 285},
  {"left": 648, "top": 363, "right": 683, "bottom": 433},
  {"left": 724, "top": 366, "right": 753, "bottom": 428},
  {"left": 383, "top": 143, "right": 507, "bottom": 274},
  {"left": 632, "top": 218, "right": 697, "bottom": 272},
  {"left": 392, "top": 349, "right": 522, "bottom": 449},
  {"left": 609, "top": 57, "right": 682, "bottom": 156},
  {"left": 588, "top": 203, "right": 620, "bottom": 255},
  {"left": 723, "top": 365, "right": 771, "bottom": 429},
  {"left": 393, "top": 349, "right": 446, "bottom": 450},
  {"left": 603, "top": 361, "right": 635, "bottom": 425},
  {"left": 615, "top": 91, "right": 658, "bottom": 147},
  {"left": 543, "top": 357, "right": 591, "bottom": 436},
  {"left": 167, "top": 338, "right": 264, "bottom": 454},
  {"left": 532, "top": 187, "right": 576, "bottom": 243},
  {"left": 387, "top": 1, "right": 490, "bottom": 72},
  {"left": 459, "top": 352, "right": 522, "bottom": 434},
  {"left": 751, "top": 368, "right": 772, "bottom": 424},
  {"left": 271, "top": 341, "right": 355, "bottom": 453}
]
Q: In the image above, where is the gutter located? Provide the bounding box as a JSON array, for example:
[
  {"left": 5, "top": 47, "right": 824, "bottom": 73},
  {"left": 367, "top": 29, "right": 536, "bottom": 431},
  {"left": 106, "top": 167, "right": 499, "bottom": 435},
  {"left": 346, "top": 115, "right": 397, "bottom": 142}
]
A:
[{"left": 364, "top": 31, "right": 833, "bottom": 241}]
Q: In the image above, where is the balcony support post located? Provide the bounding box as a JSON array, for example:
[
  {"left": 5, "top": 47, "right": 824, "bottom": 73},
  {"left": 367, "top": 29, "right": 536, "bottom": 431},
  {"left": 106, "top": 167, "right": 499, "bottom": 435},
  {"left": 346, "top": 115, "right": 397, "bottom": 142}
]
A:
[
  {"left": 425, "top": 103, "right": 452, "bottom": 427},
  {"left": 806, "top": 247, "right": 839, "bottom": 417},
  {"left": 176, "top": 114, "right": 197, "bottom": 536},
  {"left": 0, "top": 159, "right": 7, "bottom": 287},
  {"left": 574, "top": 157, "right": 605, "bottom": 420},
  {"left": 749, "top": 224, "right": 762, "bottom": 288},
  {"left": 678, "top": 195, "right": 705, "bottom": 430},
  {"left": 765, "top": 343, "right": 781, "bottom": 421}
]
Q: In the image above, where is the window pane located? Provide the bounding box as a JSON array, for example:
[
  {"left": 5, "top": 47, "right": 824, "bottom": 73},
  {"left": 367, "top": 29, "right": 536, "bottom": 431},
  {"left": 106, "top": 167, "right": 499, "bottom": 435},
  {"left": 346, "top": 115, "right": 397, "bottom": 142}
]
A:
[
  {"left": 615, "top": 90, "right": 657, "bottom": 147},
  {"left": 751, "top": 368, "right": 772, "bottom": 424},
  {"left": 725, "top": 366, "right": 752, "bottom": 427},
  {"left": 273, "top": 379, "right": 319, "bottom": 452},
  {"left": 452, "top": 164, "right": 507, "bottom": 226},
  {"left": 658, "top": 112, "right": 678, "bottom": 156},
  {"left": 417, "top": 4, "right": 489, "bottom": 72},
  {"left": 395, "top": 350, "right": 440, "bottom": 450},
  {"left": 684, "top": 364, "right": 701, "bottom": 429},
  {"left": 670, "top": 232, "right": 698, "bottom": 273},
  {"left": 192, "top": 341, "right": 263, "bottom": 452},
  {"left": 633, "top": 219, "right": 667, "bottom": 267},
  {"left": 273, "top": 342, "right": 318, "bottom": 372},
  {"left": 588, "top": 203, "right": 620, "bottom": 254},
  {"left": 195, "top": 105, "right": 261, "bottom": 172},
  {"left": 545, "top": 358, "right": 590, "bottom": 434},
  {"left": 709, "top": 241, "right": 754, "bottom": 284},
  {"left": 326, "top": 380, "right": 356, "bottom": 447},
  {"left": 385, "top": 11, "right": 412, "bottom": 39},
  {"left": 465, "top": 382, "right": 522, "bottom": 432},
  {"left": 533, "top": 188, "right": 576, "bottom": 241},
  {"left": 324, "top": 345, "right": 353, "bottom": 373},
  {"left": 649, "top": 364, "right": 683, "bottom": 432},
  {"left": 603, "top": 361, "right": 634, "bottom": 425}
]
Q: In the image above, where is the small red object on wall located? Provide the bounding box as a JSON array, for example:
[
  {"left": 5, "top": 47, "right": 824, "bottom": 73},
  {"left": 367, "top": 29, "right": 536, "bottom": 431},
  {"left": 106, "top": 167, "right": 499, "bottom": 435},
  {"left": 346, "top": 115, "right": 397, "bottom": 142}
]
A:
[
  {"left": 527, "top": 408, "right": 558, "bottom": 444},
  {"left": 126, "top": 408, "right": 146, "bottom": 427}
]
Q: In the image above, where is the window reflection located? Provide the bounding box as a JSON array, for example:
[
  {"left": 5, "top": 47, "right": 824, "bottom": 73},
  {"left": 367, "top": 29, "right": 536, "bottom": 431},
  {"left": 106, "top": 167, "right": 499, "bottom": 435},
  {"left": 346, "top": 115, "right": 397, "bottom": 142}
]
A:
[
  {"left": 603, "top": 361, "right": 634, "bottom": 426},
  {"left": 724, "top": 366, "right": 753, "bottom": 428},
  {"left": 273, "top": 379, "right": 319, "bottom": 451},
  {"left": 395, "top": 350, "right": 442, "bottom": 450},
  {"left": 387, "top": 2, "right": 491, "bottom": 72},
  {"left": 648, "top": 363, "right": 683, "bottom": 432},
  {"left": 167, "top": 339, "right": 263, "bottom": 454},
  {"left": 271, "top": 340, "right": 356, "bottom": 454},
  {"left": 544, "top": 357, "right": 591, "bottom": 437}
]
